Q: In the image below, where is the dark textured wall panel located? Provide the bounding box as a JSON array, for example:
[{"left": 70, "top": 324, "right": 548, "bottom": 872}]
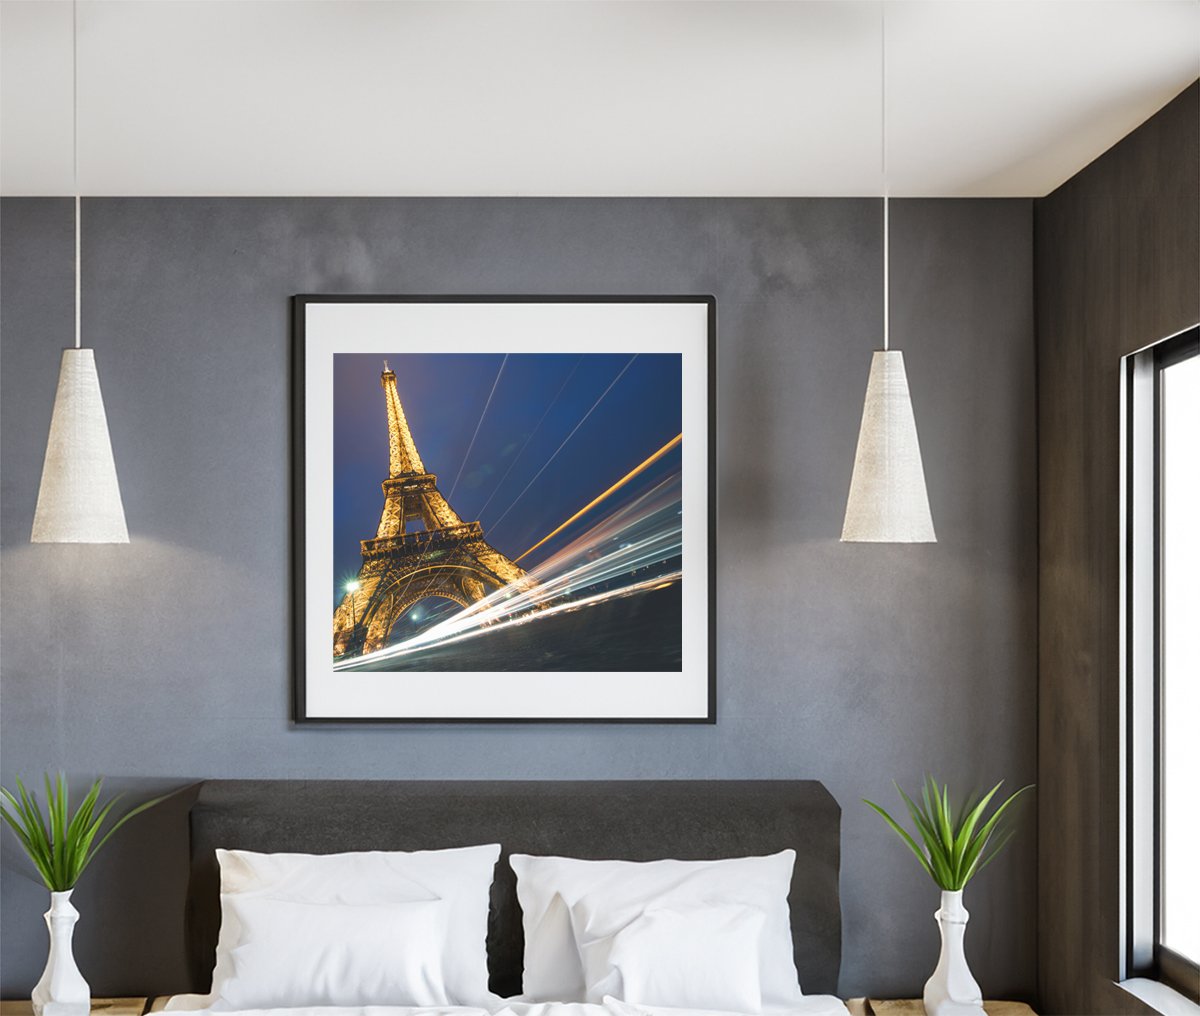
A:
[
  {"left": 1035, "top": 82, "right": 1200, "bottom": 1016},
  {"left": 1, "top": 196, "right": 1036, "bottom": 999}
]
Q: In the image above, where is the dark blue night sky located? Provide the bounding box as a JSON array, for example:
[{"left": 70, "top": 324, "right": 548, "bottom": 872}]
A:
[{"left": 332, "top": 353, "right": 682, "bottom": 603}]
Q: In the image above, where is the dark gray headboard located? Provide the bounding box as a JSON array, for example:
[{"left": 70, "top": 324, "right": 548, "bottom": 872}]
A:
[{"left": 185, "top": 779, "right": 841, "bottom": 997}]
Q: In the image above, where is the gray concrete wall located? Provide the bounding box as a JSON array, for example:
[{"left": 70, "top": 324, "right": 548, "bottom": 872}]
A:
[{"left": 0, "top": 197, "right": 1036, "bottom": 1000}]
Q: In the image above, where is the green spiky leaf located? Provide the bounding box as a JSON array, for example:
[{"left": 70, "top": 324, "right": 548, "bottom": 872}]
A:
[
  {"left": 0, "top": 773, "right": 167, "bottom": 892},
  {"left": 864, "top": 776, "right": 1033, "bottom": 891}
]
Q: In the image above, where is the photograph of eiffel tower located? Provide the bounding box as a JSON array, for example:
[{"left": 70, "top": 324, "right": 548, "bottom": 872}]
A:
[
  {"left": 294, "top": 295, "right": 714, "bottom": 721},
  {"left": 331, "top": 350, "right": 686, "bottom": 673}
]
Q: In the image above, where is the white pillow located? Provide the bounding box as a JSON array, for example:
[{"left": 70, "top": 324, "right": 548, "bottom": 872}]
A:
[
  {"left": 213, "top": 896, "right": 450, "bottom": 1008},
  {"left": 509, "top": 850, "right": 803, "bottom": 1006},
  {"left": 203, "top": 845, "right": 500, "bottom": 1007},
  {"left": 574, "top": 902, "right": 765, "bottom": 1010}
]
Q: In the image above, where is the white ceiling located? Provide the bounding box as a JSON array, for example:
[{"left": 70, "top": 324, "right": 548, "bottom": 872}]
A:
[{"left": 2, "top": 0, "right": 1198, "bottom": 198}]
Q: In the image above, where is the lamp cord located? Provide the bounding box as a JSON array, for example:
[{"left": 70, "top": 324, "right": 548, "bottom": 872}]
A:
[
  {"left": 73, "top": 0, "right": 80, "bottom": 350},
  {"left": 881, "top": 0, "right": 889, "bottom": 353}
]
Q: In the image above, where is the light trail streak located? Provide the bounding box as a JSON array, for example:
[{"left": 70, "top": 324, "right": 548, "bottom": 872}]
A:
[
  {"left": 474, "top": 356, "right": 582, "bottom": 521},
  {"left": 336, "top": 571, "right": 681, "bottom": 668},
  {"left": 526, "top": 472, "right": 680, "bottom": 582},
  {"left": 513, "top": 433, "right": 682, "bottom": 564},
  {"left": 335, "top": 472, "right": 683, "bottom": 672},
  {"left": 448, "top": 355, "right": 508, "bottom": 503},
  {"left": 448, "top": 353, "right": 508, "bottom": 499},
  {"left": 487, "top": 354, "right": 638, "bottom": 533}
]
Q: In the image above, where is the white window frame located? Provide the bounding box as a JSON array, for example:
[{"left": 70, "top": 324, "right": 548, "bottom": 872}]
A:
[{"left": 1119, "top": 323, "right": 1200, "bottom": 1004}]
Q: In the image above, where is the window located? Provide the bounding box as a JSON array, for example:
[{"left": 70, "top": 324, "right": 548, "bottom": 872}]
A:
[
  {"left": 1122, "top": 325, "right": 1200, "bottom": 1002},
  {"left": 1159, "top": 340, "right": 1199, "bottom": 982}
]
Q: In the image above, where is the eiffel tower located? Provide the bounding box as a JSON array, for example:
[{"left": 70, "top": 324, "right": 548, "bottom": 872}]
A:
[{"left": 333, "top": 362, "right": 534, "bottom": 658}]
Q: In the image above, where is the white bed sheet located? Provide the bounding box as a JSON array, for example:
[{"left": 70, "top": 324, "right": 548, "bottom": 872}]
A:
[
  {"left": 159, "top": 998, "right": 851, "bottom": 1016},
  {"left": 498, "top": 999, "right": 850, "bottom": 1016}
]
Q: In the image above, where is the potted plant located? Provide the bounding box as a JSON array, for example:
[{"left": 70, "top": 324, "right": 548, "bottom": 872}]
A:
[
  {"left": 0, "top": 774, "right": 165, "bottom": 1016},
  {"left": 864, "top": 775, "right": 1032, "bottom": 1016}
]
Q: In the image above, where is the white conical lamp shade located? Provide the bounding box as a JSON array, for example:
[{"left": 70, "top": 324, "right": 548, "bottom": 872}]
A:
[
  {"left": 841, "top": 350, "right": 936, "bottom": 543},
  {"left": 31, "top": 348, "right": 129, "bottom": 543}
]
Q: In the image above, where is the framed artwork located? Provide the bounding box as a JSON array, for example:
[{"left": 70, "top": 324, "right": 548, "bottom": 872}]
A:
[{"left": 293, "top": 296, "right": 715, "bottom": 723}]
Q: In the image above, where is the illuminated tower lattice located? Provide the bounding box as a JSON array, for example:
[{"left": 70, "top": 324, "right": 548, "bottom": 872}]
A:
[{"left": 333, "top": 363, "right": 534, "bottom": 657}]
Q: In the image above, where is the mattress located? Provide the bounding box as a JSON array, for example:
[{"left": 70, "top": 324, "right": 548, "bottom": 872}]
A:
[{"left": 160, "top": 1000, "right": 852, "bottom": 1016}]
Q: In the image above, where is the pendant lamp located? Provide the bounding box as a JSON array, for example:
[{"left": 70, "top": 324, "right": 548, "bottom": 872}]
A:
[
  {"left": 31, "top": 1, "right": 129, "bottom": 544},
  {"left": 841, "top": 3, "right": 935, "bottom": 544}
]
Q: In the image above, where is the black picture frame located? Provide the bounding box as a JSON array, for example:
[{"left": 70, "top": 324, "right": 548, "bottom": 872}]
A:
[{"left": 292, "top": 295, "right": 717, "bottom": 724}]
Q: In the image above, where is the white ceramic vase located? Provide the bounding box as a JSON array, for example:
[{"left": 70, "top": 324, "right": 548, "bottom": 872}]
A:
[
  {"left": 31, "top": 890, "right": 90, "bottom": 1016},
  {"left": 922, "top": 889, "right": 985, "bottom": 1016}
]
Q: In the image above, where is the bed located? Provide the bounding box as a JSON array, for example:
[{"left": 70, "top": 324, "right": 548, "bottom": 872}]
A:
[{"left": 180, "top": 779, "right": 843, "bottom": 1006}]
